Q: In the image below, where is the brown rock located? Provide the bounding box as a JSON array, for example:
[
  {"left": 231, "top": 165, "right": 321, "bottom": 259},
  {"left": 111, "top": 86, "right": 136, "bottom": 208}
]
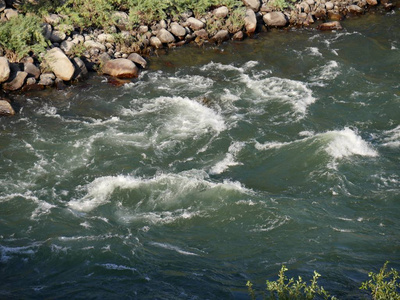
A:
[
  {"left": 243, "top": 0, "right": 261, "bottom": 11},
  {"left": 366, "top": 0, "right": 378, "bottom": 5},
  {"left": 44, "top": 48, "right": 75, "bottom": 81},
  {"left": 170, "top": 22, "right": 186, "bottom": 38},
  {"left": 2, "top": 71, "right": 27, "bottom": 91},
  {"left": 233, "top": 31, "right": 244, "bottom": 40},
  {"left": 213, "top": 6, "right": 229, "bottom": 18},
  {"left": 318, "top": 21, "right": 343, "bottom": 30},
  {"left": 72, "top": 57, "right": 88, "bottom": 80},
  {"left": 157, "top": 28, "right": 175, "bottom": 44},
  {"left": 0, "top": 57, "right": 10, "bottom": 83},
  {"left": 127, "top": 53, "right": 147, "bottom": 69},
  {"left": 0, "top": 99, "right": 15, "bottom": 116},
  {"left": 24, "top": 62, "right": 41, "bottom": 80},
  {"left": 347, "top": 4, "right": 364, "bottom": 14},
  {"left": 194, "top": 29, "right": 209, "bottom": 39},
  {"left": 263, "top": 12, "right": 288, "bottom": 27},
  {"left": 102, "top": 58, "right": 139, "bottom": 78},
  {"left": 244, "top": 8, "right": 257, "bottom": 33},
  {"left": 150, "top": 36, "right": 163, "bottom": 49},
  {"left": 187, "top": 17, "right": 205, "bottom": 30}
]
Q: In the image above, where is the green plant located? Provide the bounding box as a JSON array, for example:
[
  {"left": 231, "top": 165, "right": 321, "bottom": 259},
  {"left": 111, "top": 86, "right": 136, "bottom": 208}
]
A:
[
  {"left": 247, "top": 265, "right": 336, "bottom": 300},
  {"left": 268, "top": 0, "right": 297, "bottom": 11},
  {"left": 0, "top": 14, "right": 49, "bottom": 60},
  {"left": 226, "top": 6, "right": 245, "bottom": 33},
  {"left": 361, "top": 261, "right": 400, "bottom": 300}
]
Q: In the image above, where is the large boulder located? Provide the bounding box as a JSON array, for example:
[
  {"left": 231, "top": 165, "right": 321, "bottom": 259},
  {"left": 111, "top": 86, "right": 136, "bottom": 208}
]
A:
[
  {"left": 102, "top": 58, "right": 139, "bottom": 78},
  {"left": 0, "top": 57, "right": 10, "bottom": 83},
  {"left": 2, "top": 71, "right": 27, "bottom": 91},
  {"left": 157, "top": 28, "right": 175, "bottom": 43},
  {"left": 127, "top": 53, "right": 147, "bottom": 69},
  {"left": 187, "top": 17, "right": 205, "bottom": 30},
  {"left": 244, "top": 8, "right": 257, "bottom": 34},
  {"left": 263, "top": 12, "right": 288, "bottom": 27},
  {"left": 243, "top": 0, "right": 261, "bottom": 11},
  {"left": 0, "top": 99, "right": 15, "bottom": 116},
  {"left": 44, "top": 47, "right": 75, "bottom": 81}
]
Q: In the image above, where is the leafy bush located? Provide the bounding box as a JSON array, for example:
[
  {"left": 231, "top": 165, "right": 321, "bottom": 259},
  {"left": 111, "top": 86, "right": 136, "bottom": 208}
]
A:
[
  {"left": 0, "top": 14, "right": 49, "bottom": 60},
  {"left": 360, "top": 261, "right": 400, "bottom": 300}
]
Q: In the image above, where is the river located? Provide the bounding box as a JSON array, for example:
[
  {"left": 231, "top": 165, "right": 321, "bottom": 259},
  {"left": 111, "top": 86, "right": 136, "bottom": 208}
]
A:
[{"left": 0, "top": 10, "right": 399, "bottom": 299}]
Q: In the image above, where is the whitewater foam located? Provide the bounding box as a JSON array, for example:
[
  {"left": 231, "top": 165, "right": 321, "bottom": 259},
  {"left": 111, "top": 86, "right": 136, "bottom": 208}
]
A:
[
  {"left": 382, "top": 125, "right": 400, "bottom": 148},
  {"left": 149, "top": 242, "right": 199, "bottom": 256},
  {"left": 209, "top": 141, "right": 244, "bottom": 174}
]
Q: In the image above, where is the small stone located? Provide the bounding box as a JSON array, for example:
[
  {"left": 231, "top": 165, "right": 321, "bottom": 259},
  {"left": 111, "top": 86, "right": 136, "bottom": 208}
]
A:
[
  {"left": 55, "top": 78, "right": 67, "bottom": 90},
  {"left": 26, "top": 77, "right": 37, "bottom": 85},
  {"left": 213, "top": 6, "right": 229, "bottom": 18},
  {"left": 306, "top": 0, "right": 315, "bottom": 5},
  {"left": 84, "top": 40, "right": 106, "bottom": 52},
  {"left": 60, "top": 40, "right": 75, "bottom": 55},
  {"left": 150, "top": 36, "right": 163, "bottom": 49},
  {"left": 139, "top": 25, "right": 149, "bottom": 33},
  {"left": 72, "top": 57, "right": 88, "bottom": 80},
  {"left": 44, "top": 14, "right": 61, "bottom": 25},
  {"left": 211, "top": 30, "right": 229, "bottom": 43},
  {"left": 38, "top": 73, "right": 54, "bottom": 86},
  {"left": 194, "top": 29, "right": 209, "bottom": 39},
  {"left": 24, "top": 62, "right": 41, "bottom": 80},
  {"left": 127, "top": 53, "right": 147, "bottom": 69},
  {"left": 233, "top": 31, "right": 244, "bottom": 40},
  {"left": 187, "top": 17, "right": 205, "bottom": 30},
  {"left": 97, "top": 33, "right": 115, "bottom": 43},
  {"left": 50, "top": 30, "right": 66, "bottom": 43},
  {"left": 170, "top": 22, "right": 186, "bottom": 38},
  {"left": 102, "top": 58, "right": 139, "bottom": 78},
  {"left": 0, "top": 99, "right": 15, "bottom": 116},
  {"left": 0, "top": 57, "right": 10, "bottom": 83},
  {"left": 0, "top": 0, "right": 5, "bottom": 12},
  {"left": 157, "top": 29, "right": 176, "bottom": 44},
  {"left": 318, "top": 20, "right": 343, "bottom": 30},
  {"left": 325, "top": 1, "right": 334, "bottom": 9},
  {"left": 2, "top": 71, "right": 27, "bottom": 91},
  {"left": 243, "top": 0, "right": 261, "bottom": 11},
  {"left": 347, "top": 4, "right": 364, "bottom": 13},
  {"left": 244, "top": 8, "right": 257, "bottom": 33},
  {"left": 113, "top": 11, "right": 129, "bottom": 30},
  {"left": 263, "top": 12, "right": 288, "bottom": 27},
  {"left": 42, "top": 23, "right": 52, "bottom": 40}
]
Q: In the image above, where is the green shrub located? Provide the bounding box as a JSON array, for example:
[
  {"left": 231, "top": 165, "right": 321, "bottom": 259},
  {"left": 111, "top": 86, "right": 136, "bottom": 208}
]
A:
[
  {"left": 360, "top": 261, "right": 400, "bottom": 300},
  {"left": 0, "top": 14, "right": 49, "bottom": 60}
]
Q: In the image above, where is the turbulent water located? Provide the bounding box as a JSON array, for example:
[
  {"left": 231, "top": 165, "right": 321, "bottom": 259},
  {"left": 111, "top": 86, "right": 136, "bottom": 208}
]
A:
[{"left": 1, "top": 11, "right": 399, "bottom": 299}]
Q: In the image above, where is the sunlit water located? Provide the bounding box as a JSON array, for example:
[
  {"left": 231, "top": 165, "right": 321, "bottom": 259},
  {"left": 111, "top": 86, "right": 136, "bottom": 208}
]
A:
[{"left": 1, "top": 11, "right": 399, "bottom": 299}]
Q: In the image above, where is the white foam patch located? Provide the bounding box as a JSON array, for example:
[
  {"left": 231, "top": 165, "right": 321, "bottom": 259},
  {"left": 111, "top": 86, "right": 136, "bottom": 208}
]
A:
[
  {"left": 149, "top": 242, "right": 199, "bottom": 256},
  {"left": 241, "top": 74, "right": 315, "bottom": 117},
  {"left": 68, "top": 170, "right": 250, "bottom": 212},
  {"left": 382, "top": 125, "right": 400, "bottom": 148},
  {"left": 307, "top": 47, "right": 323, "bottom": 57},
  {"left": 0, "top": 244, "right": 38, "bottom": 263},
  {"left": 210, "top": 141, "right": 244, "bottom": 174},
  {"left": 311, "top": 60, "right": 340, "bottom": 82},
  {"left": 98, "top": 263, "right": 137, "bottom": 272},
  {"left": 324, "top": 127, "right": 378, "bottom": 159},
  {"left": 200, "top": 61, "right": 244, "bottom": 73}
]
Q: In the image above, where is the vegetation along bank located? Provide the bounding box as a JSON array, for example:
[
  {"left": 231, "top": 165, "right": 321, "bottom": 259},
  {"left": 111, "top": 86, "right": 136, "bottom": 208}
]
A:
[{"left": 0, "top": 0, "right": 397, "bottom": 116}]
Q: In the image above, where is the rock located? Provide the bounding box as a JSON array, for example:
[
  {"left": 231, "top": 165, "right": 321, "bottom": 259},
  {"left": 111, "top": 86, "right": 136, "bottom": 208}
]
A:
[
  {"left": 4, "top": 8, "right": 18, "bottom": 20},
  {"left": 50, "top": 30, "right": 66, "bottom": 43},
  {"left": 44, "top": 47, "right": 75, "bottom": 81},
  {"left": 26, "top": 77, "right": 36, "bottom": 85},
  {"left": 127, "top": 53, "right": 147, "bottom": 68},
  {"left": 157, "top": 28, "right": 176, "bottom": 44},
  {"left": 244, "top": 8, "right": 257, "bottom": 33},
  {"left": 2, "top": 71, "right": 27, "bottom": 91},
  {"left": 328, "top": 11, "right": 342, "bottom": 20},
  {"left": 113, "top": 11, "right": 129, "bottom": 30},
  {"left": 99, "top": 52, "right": 111, "bottom": 64},
  {"left": 139, "top": 25, "right": 149, "bottom": 33},
  {"left": 170, "top": 22, "right": 186, "bottom": 38},
  {"left": 44, "top": 14, "right": 61, "bottom": 25},
  {"left": 211, "top": 30, "right": 229, "bottom": 43},
  {"left": 42, "top": 23, "right": 52, "bottom": 40},
  {"left": 55, "top": 78, "right": 67, "bottom": 90},
  {"left": 318, "top": 21, "right": 343, "bottom": 30},
  {"left": 60, "top": 40, "right": 75, "bottom": 55},
  {"left": 24, "top": 62, "right": 41, "bottom": 80},
  {"left": 306, "top": 0, "right": 315, "bottom": 5},
  {"left": 263, "top": 12, "right": 288, "bottom": 27},
  {"left": 187, "top": 17, "right": 205, "bottom": 30},
  {"left": 366, "top": 0, "right": 378, "bottom": 5},
  {"left": 213, "top": 6, "right": 229, "bottom": 18},
  {"left": 299, "top": 2, "right": 311, "bottom": 13},
  {"left": 150, "top": 36, "right": 163, "bottom": 49},
  {"left": 243, "top": 0, "right": 261, "bottom": 11},
  {"left": 72, "top": 57, "right": 88, "bottom": 80},
  {"left": 194, "top": 29, "right": 209, "bottom": 39},
  {"left": 72, "top": 33, "right": 84, "bottom": 45},
  {"left": 102, "top": 58, "right": 139, "bottom": 78},
  {"left": 38, "top": 73, "right": 55, "bottom": 86},
  {"left": 347, "top": 4, "right": 364, "bottom": 13},
  {"left": 0, "top": 99, "right": 15, "bottom": 116},
  {"left": 159, "top": 19, "right": 167, "bottom": 29},
  {"left": 0, "top": 0, "right": 5, "bottom": 12},
  {"left": 84, "top": 40, "right": 106, "bottom": 52},
  {"left": 233, "top": 31, "right": 244, "bottom": 40},
  {"left": 0, "top": 57, "right": 10, "bottom": 83},
  {"left": 97, "top": 33, "right": 115, "bottom": 43},
  {"left": 313, "top": 7, "right": 327, "bottom": 19},
  {"left": 325, "top": 1, "right": 334, "bottom": 10}
]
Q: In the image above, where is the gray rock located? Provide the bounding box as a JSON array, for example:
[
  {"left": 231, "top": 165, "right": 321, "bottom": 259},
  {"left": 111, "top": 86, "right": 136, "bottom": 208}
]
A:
[
  {"left": 347, "top": 4, "right": 363, "bottom": 13},
  {"left": 157, "top": 28, "right": 175, "bottom": 44},
  {"left": 84, "top": 40, "right": 106, "bottom": 52},
  {"left": 187, "top": 17, "right": 205, "bottom": 30},
  {"left": 317, "top": 21, "right": 343, "bottom": 30},
  {"left": 99, "top": 52, "right": 111, "bottom": 64},
  {"left": 102, "top": 58, "right": 139, "bottom": 78},
  {"left": 38, "top": 73, "right": 55, "bottom": 86},
  {"left": 72, "top": 57, "right": 88, "bottom": 80},
  {"left": 44, "top": 14, "right": 61, "bottom": 25},
  {"left": 0, "top": 57, "right": 10, "bottom": 83},
  {"left": 244, "top": 8, "right": 257, "bottom": 33},
  {"left": 113, "top": 11, "right": 129, "bottom": 30},
  {"left": 211, "top": 30, "right": 229, "bottom": 43},
  {"left": 213, "top": 6, "right": 229, "bottom": 18},
  {"left": 263, "top": 12, "right": 288, "bottom": 27},
  {"left": 50, "top": 30, "right": 66, "bottom": 43},
  {"left": 139, "top": 25, "right": 149, "bottom": 33},
  {"left": 2, "top": 71, "right": 27, "bottom": 91},
  {"left": 170, "top": 22, "right": 186, "bottom": 38},
  {"left": 42, "top": 23, "right": 52, "bottom": 40},
  {"left": 60, "top": 40, "right": 75, "bottom": 55},
  {"left": 243, "top": 0, "right": 261, "bottom": 11},
  {"left": 127, "top": 53, "right": 147, "bottom": 68},
  {"left": 0, "top": 99, "right": 15, "bottom": 116},
  {"left": 0, "top": 0, "right": 5, "bottom": 12},
  {"left": 159, "top": 19, "right": 167, "bottom": 29},
  {"left": 26, "top": 77, "right": 37, "bottom": 85},
  {"left": 72, "top": 33, "right": 85, "bottom": 45},
  {"left": 97, "top": 33, "right": 115, "bottom": 43},
  {"left": 150, "top": 36, "right": 163, "bottom": 49},
  {"left": 44, "top": 47, "right": 75, "bottom": 81},
  {"left": 4, "top": 8, "right": 18, "bottom": 19},
  {"left": 24, "top": 62, "right": 41, "bottom": 80}
]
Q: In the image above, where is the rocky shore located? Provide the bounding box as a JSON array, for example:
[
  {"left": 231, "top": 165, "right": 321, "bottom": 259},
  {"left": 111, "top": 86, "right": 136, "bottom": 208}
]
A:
[{"left": 0, "top": 0, "right": 396, "bottom": 116}]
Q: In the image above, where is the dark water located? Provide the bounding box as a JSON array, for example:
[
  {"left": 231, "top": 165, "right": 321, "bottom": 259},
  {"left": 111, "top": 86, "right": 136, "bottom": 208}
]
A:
[{"left": 1, "top": 10, "right": 399, "bottom": 299}]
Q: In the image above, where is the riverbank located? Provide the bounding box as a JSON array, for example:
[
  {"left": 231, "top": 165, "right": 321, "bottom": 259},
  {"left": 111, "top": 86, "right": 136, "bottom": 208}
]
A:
[{"left": 0, "top": 0, "right": 397, "bottom": 116}]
